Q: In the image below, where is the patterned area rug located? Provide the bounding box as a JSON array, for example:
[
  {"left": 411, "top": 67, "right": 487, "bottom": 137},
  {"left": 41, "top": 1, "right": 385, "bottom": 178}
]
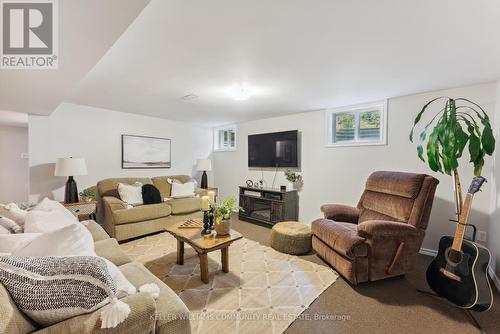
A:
[{"left": 121, "top": 232, "right": 338, "bottom": 334}]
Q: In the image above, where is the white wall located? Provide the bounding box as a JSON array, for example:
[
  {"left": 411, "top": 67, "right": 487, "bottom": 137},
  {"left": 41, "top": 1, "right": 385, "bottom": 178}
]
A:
[
  {"left": 0, "top": 125, "right": 29, "bottom": 203},
  {"left": 488, "top": 80, "right": 500, "bottom": 289},
  {"left": 29, "top": 103, "right": 212, "bottom": 202},
  {"left": 213, "top": 82, "right": 497, "bottom": 251}
]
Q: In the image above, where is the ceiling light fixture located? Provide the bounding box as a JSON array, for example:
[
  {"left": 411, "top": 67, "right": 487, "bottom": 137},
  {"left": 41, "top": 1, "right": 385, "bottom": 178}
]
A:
[{"left": 225, "top": 84, "right": 256, "bottom": 101}]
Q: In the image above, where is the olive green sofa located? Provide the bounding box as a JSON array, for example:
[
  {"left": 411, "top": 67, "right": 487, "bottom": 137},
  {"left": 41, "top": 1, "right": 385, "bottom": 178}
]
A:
[
  {"left": 96, "top": 175, "right": 205, "bottom": 242},
  {"left": 0, "top": 221, "right": 191, "bottom": 334}
]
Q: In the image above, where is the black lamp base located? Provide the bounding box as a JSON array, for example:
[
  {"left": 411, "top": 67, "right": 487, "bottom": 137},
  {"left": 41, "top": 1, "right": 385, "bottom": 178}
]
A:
[
  {"left": 64, "top": 176, "right": 79, "bottom": 203},
  {"left": 201, "top": 170, "right": 208, "bottom": 189}
]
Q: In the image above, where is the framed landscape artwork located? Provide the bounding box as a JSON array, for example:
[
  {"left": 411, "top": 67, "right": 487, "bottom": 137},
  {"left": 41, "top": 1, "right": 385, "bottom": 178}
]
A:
[{"left": 122, "top": 135, "right": 171, "bottom": 169}]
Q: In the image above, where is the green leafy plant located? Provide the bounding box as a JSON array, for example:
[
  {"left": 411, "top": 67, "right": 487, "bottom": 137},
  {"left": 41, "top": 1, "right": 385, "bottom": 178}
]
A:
[
  {"left": 79, "top": 186, "right": 96, "bottom": 200},
  {"left": 209, "top": 197, "right": 242, "bottom": 224},
  {"left": 409, "top": 97, "right": 495, "bottom": 176},
  {"left": 284, "top": 169, "right": 303, "bottom": 183}
]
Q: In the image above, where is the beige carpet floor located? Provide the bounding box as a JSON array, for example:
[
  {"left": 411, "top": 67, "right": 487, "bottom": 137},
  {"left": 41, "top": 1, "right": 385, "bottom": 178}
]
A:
[{"left": 121, "top": 230, "right": 338, "bottom": 334}]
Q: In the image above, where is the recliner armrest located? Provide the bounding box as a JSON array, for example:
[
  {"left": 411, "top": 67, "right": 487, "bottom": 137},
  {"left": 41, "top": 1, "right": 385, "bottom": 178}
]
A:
[
  {"left": 320, "top": 204, "right": 359, "bottom": 223},
  {"left": 102, "top": 196, "right": 127, "bottom": 211},
  {"left": 357, "top": 220, "right": 423, "bottom": 239}
]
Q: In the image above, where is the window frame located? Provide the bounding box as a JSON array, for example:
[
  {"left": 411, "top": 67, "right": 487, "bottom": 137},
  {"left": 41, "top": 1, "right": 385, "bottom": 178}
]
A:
[
  {"left": 213, "top": 125, "right": 237, "bottom": 152},
  {"left": 325, "top": 100, "right": 387, "bottom": 147}
]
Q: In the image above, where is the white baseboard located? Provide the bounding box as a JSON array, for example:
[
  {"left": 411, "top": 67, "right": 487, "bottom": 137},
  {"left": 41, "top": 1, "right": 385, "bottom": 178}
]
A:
[
  {"left": 488, "top": 267, "right": 500, "bottom": 293},
  {"left": 419, "top": 247, "right": 437, "bottom": 257}
]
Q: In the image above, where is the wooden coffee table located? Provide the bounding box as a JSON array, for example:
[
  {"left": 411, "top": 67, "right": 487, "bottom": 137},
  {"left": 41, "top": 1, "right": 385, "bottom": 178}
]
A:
[{"left": 165, "top": 222, "right": 243, "bottom": 283}]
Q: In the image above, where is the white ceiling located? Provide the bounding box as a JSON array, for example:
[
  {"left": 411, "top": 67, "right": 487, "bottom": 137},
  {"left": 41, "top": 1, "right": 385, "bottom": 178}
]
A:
[
  {"left": 4, "top": 1, "right": 500, "bottom": 127},
  {"left": 0, "top": 0, "right": 149, "bottom": 116}
]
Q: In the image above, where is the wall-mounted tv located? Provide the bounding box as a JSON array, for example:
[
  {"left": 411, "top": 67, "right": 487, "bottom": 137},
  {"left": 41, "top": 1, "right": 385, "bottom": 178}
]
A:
[{"left": 248, "top": 130, "right": 299, "bottom": 168}]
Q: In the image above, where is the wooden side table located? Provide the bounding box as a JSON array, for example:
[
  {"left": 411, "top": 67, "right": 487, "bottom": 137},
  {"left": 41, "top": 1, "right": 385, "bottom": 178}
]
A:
[
  {"left": 63, "top": 201, "right": 97, "bottom": 221},
  {"left": 165, "top": 221, "right": 242, "bottom": 283}
]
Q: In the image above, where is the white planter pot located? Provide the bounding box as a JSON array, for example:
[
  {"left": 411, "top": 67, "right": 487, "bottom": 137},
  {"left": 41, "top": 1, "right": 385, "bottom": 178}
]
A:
[{"left": 287, "top": 182, "right": 294, "bottom": 191}]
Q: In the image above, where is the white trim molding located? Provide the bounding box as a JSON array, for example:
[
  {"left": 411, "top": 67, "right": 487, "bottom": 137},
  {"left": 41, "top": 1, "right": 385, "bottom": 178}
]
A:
[
  {"left": 325, "top": 100, "right": 388, "bottom": 147},
  {"left": 213, "top": 124, "right": 237, "bottom": 152},
  {"left": 419, "top": 247, "right": 438, "bottom": 257}
]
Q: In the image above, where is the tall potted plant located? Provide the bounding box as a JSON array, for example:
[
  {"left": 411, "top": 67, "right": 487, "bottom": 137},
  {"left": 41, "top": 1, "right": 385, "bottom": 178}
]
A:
[{"left": 409, "top": 97, "right": 495, "bottom": 215}]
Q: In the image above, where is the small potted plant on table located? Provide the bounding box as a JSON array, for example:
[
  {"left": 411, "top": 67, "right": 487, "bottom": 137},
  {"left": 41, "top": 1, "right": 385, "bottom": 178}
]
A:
[
  {"left": 209, "top": 197, "right": 241, "bottom": 236},
  {"left": 284, "top": 169, "right": 303, "bottom": 191},
  {"left": 79, "top": 186, "right": 96, "bottom": 202}
]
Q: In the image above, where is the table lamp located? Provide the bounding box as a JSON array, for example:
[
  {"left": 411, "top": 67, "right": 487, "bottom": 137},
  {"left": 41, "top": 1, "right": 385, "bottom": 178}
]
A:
[
  {"left": 196, "top": 159, "right": 212, "bottom": 189},
  {"left": 55, "top": 157, "right": 88, "bottom": 203}
]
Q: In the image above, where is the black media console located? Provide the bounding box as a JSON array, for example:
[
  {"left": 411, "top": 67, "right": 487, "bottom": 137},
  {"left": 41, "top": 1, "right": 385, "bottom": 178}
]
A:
[{"left": 238, "top": 186, "right": 298, "bottom": 227}]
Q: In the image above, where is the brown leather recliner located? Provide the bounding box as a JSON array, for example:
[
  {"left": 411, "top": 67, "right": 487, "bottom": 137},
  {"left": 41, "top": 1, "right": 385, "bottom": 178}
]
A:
[{"left": 312, "top": 171, "right": 439, "bottom": 284}]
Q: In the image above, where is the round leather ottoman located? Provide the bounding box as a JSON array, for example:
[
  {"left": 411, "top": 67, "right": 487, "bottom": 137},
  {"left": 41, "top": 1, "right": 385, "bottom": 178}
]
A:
[{"left": 270, "top": 221, "right": 312, "bottom": 255}]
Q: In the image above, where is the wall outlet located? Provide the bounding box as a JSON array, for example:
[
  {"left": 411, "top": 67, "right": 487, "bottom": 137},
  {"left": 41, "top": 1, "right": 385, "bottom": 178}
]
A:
[
  {"left": 20, "top": 153, "right": 29, "bottom": 159},
  {"left": 477, "top": 230, "right": 487, "bottom": 242}
]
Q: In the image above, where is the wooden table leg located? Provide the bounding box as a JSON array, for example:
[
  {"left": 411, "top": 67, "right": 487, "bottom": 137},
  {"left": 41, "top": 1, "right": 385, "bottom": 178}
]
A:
[
  {"left": 177, "top": 240, "right": 184, "bottom": 265},
  {"left": 199, "top": 253, "right": 209, "bottom": 283},
  {"left": 221, "top": 247, "right": 229, "bottom": 273}
]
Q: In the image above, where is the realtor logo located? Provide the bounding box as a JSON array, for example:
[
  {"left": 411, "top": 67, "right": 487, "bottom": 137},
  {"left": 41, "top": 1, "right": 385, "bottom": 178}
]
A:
[{"left": 1, "top": 0, "right": 58, "bottom": 69}]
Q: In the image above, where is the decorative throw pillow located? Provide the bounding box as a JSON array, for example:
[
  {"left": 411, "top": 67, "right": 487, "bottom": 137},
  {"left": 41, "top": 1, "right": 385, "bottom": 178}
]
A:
[
  {"left": 0, "top": 216, "right": 23, "bottom": 233},
  {"left": 11, "top": 223, "right": 137, "bottom": 297},
  {"left": 117, "top": 182, "right": 143, "bottom": 205},
  {"left": 0, "top": 203, "right": 28, "bottom": 226},
  {"left": 0, "top": 255, "right": 131, "bottom": 328},
  {"left": 142, "top": 184, "right": 162, "bottom": 205},
  {"left": 14, "top": 223, "right": 95, "bottom": 257},
  {"left": 0, "top": 233, "right": 41, "bottom": 254},
  {"left": 34, "top": 198, "right": 78, "bottom": 222},
  {"left": 23, "top": 209, "right": 76, "bottom": 233},
  {"left": 170, "top": 181, "right": 196, "bottom": 198}
]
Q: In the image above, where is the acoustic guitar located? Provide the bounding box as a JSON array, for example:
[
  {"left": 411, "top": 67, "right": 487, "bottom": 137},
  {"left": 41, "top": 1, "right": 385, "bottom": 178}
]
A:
[{"left": 426, "top": 176, "right": 493, "bottom": 312}]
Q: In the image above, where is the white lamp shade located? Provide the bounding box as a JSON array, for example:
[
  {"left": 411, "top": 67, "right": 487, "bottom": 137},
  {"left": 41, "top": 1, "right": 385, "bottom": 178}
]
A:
[
  {"left": 196, "top": 159, "right": 212, "bottom": 171},
  {"left": 54, "top": 158, "right": 88, "bottom": 176}
]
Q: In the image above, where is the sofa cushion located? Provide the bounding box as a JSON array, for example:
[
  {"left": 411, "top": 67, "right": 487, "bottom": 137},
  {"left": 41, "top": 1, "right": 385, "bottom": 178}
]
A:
[
  {"left": 311, "top": 219, "right": 367, "bottom": 259},
  {"left": 119, "top": 261, "right": 191, "bottom": 334},
  {"left": 31, "top": 292, "right": 156, "bottom": 334},
  {"left": 151, "top": 175, "right": 192, "bottom": 199},
  {"left": 167, "top": 197, "right": 201, "bottom": 214},
  {"left": 113, "top": 203, "right": 172, "bottom": 225},
  {"left": 0, "top": 283, "right": 36, "bottom": 334}
]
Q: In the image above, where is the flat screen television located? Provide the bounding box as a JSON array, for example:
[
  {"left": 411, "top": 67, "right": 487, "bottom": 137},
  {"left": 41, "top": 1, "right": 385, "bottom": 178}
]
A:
[{"left": 248, "top": 130, "right": 299, "bottom": 168}]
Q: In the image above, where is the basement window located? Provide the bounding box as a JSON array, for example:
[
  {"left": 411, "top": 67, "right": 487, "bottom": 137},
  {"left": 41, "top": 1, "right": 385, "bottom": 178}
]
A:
[
  {"left": 326, "top": 101, "right": 387, "bottom": 147},
  {"left": 214, "top": 125, "right": 236, "bottom": 151}
]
